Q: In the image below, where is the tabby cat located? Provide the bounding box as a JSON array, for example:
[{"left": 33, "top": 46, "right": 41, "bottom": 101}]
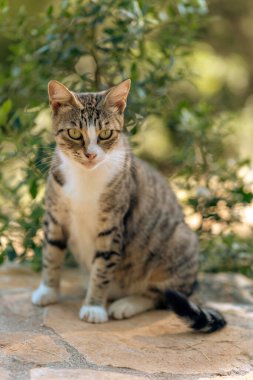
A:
[{"left": 32, "top": 79, "right": 226, "bottom": 332}]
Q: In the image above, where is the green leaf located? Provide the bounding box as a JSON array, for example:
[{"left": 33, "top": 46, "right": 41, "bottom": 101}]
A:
[
  {"left": 29, "top": 179, "right": 38, "bottom": 199},
  {"left": 0, "top": 99, "right": 12, "bottom": 126},
  {"left": 47, "top": 5, "right": 54, "bottom": 17},
  {"left": 0, "top": 253, "right": 5, "bottom": 265},
  {"left": 130, "top": 62, "right": 138, "bottom": 81},
  {"left": 5, "top": 244, "right": 16, "bottom": 262}
]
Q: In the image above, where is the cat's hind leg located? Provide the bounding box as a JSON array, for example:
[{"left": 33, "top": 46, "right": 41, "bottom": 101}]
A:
[{"left": 108, "top": 295, "right": 156, "bottom": 320}]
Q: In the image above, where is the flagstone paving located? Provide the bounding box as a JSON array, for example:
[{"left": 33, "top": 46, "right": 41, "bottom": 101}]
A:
[{"left": 0, "top": 264, "right": 253, "bottom": 380}]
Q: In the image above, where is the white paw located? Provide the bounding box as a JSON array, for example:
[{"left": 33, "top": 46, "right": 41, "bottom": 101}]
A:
[
  {"left": 108, "top": 296, "right": 154, "bottom": 320},
  {"left": 79, "top": 305, "right": 108, "bottom": 323},
  {"left": 108, "top": 298, "right": 139, "bottom": 319},
  {"left": 32, "top": 283, "right": 59, "bottom": 306}
]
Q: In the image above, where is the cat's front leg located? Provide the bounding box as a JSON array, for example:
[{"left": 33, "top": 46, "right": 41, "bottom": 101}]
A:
[
  {"left": 80, "top": 226, "right": 122, "bottom": 323},
  {"left": 32, "top": 213, "right": 67, "bottom": 306}
]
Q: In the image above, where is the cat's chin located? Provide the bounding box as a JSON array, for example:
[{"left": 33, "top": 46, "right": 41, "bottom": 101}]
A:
[{"left": 80, "top": 160, "right": 104, "bottom": 171}]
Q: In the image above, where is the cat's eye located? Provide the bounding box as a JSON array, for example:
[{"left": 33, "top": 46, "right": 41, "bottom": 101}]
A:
[
  {"left": 99, "top": 130, "right": 113, "bottom": 140},
  {"left": 68, "top": 128, "right": 82, "bottom": 140}
]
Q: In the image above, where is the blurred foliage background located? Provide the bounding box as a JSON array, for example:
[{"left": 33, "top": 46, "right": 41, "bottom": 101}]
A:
[{"left": 0, "top": 0, "right": 253, "bottom": 276}]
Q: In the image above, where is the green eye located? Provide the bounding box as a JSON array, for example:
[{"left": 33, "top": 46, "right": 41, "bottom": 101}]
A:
[
  {"left": 99, "top": 130, "right": 113, "bottom": 140},
  {"left": 68, "top": 128, "right": 82, "bottom": 140}
]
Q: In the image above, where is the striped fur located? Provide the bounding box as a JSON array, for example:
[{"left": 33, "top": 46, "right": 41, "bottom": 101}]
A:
[{"left": 32, "top": 80, "right": 226, "bottom": 332}]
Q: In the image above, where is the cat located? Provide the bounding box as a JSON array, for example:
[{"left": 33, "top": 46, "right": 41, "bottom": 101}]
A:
[{"left": 32, "top": 79, "right": 226, "bottom": 332}]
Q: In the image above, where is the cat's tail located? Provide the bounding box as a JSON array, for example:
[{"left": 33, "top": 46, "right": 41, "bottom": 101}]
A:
[{"left": 165, "top": 289, "right": 226, "bottom": 333}]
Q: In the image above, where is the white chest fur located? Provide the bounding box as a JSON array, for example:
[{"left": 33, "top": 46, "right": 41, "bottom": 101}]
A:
[{"left": 59, "top": 151, "right": 123, "bottom": 271}]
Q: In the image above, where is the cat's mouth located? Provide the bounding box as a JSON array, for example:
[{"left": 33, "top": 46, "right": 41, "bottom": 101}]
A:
[{"left": 81, "top": 159, "right": 104, "bottom": 170}]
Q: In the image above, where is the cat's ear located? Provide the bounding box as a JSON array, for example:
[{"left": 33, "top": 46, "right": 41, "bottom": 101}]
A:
[
  {"left": 103, "top": 79, "right": 131, "bottom": 113},
  {"left": 48, "top": 80, "right": 80, "bottom": 112}
]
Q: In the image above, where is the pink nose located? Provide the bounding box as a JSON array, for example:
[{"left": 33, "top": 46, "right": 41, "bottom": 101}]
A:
[{"left": 85, "top": 152, "right": 97, "bottom": 161}]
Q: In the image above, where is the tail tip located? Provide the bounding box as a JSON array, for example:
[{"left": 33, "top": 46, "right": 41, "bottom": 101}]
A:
[{"left": 192, "top": 308, "right": 227, "bottom": 333}]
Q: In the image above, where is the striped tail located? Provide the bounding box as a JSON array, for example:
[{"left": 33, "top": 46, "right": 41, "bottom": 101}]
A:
[{"left": 165, "top": 290, "right": 226, "bottom": 333}]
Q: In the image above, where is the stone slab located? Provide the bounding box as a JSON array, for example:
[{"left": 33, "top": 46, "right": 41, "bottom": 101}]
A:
[
  {"left": 0, "top": 265, "right": 36, "bottom": 290},
  {"left": 1, "top": 290, "right": 38, "bottom": 319},
  {"left": 1, "top": 265, "right": 253, "bottom": 379},
  {"left": 30, "top": 368, "right": 148, "bottom": 380},
  {"left": 0, "top": 368, "right": 10, "bottom": 380},
  {"left": 2, "top": 333, "right": 69, "bottom": 365},
  {"left": 199, "top": 371, "right": 253, "bottom": 380},
  {"left": 44, "top": 301, "right": 253, "bottom": 375}
]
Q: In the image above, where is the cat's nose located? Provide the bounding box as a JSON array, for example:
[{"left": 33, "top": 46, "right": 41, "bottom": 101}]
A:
[{"left": 85, "top": 152, "right": 97, "bottom": 161}]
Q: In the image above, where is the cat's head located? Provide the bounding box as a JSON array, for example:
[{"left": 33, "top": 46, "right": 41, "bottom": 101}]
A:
[{"left": 48, "top": 79, "right": 131, "bottom": 170}]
